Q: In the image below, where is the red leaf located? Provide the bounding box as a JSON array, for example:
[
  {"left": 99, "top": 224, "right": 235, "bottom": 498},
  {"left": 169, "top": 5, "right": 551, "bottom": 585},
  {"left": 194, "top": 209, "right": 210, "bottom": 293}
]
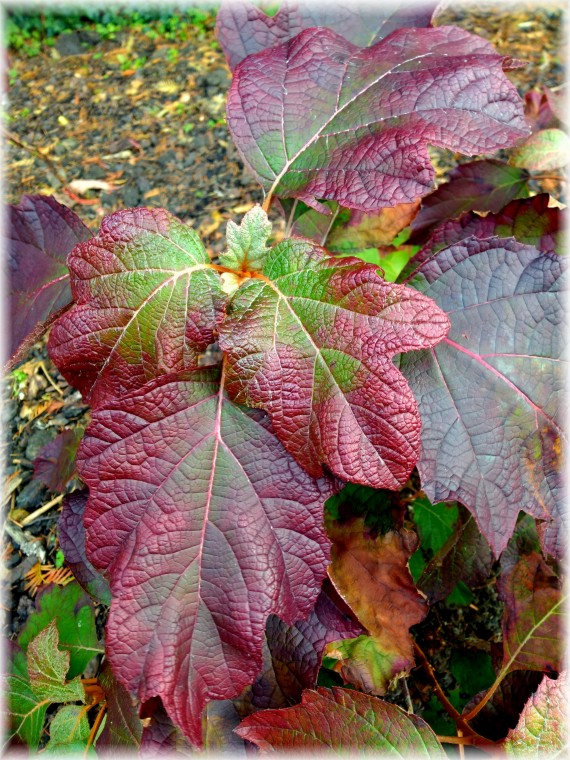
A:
[
  {"left": 400, "top": 237, "right": 565, "bottom": 557},
  {"left": 33, "top": 428, "right": 82, "bottom": 493},
  {"left": 97, "top": 660, "right": 143, "bottom": 750},
  {"left": 77, "top": 368, "right": 334, "bottom": 747},
  {"left": 8, "top": 195, "right": 91, "bottom": 368},
  {"left": 236, "top": 686, "right": 444, "bottom": 754},
  {"left": 216, "top": 0, "right": 438, "bottom": 70},
  {"left": 48, "top": 208, "right": 226, "bottom": 407},
  {"left": 219, "top": 233, "right": 449, "bottom": 489},
  {"left": 227, "top": 27, "right": 529, "bottom": 212}
]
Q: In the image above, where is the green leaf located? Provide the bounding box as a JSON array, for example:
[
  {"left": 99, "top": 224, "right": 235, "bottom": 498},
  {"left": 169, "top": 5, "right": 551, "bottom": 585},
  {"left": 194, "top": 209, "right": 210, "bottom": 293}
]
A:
[
  {"left": 46, "top": 705, "right": 92, "bottom": 753},
  {"left": 504, "top": 672, "right": 567, "bottom": 756},
  {"left": 220, "top": 204, "right": 272, "bottom": 272},
  {"left": 18, "top": 583, "right": 103, "bottom": 679},
  {"left": 450, "top": 649, "right": 496, "bottom": 703},
  {"left": 509, "top": 128, "right": 570, "bottom": 171},
  {"left": 5, "top": 671, "right": 49, "bottom": 750},
  {"left": 27, "top": 621, "right": 85, "bottom": 703},
  {"left": 411, "top": 496, "right": 459, "bottom": 555},
  {"left": 325, "top": 635, "right": 404, "bottom": 695}
]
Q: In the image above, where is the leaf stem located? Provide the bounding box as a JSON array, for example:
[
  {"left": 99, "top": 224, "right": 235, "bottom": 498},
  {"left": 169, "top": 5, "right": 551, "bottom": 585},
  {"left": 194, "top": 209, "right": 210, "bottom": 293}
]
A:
[
  {"left": 20, "top": 494, "right": 64, "bottom": 526},
  {"left": 84, "top": 701, "right": 106, "bottom": 756},
  {"left": 284, "top": 199, "right": 298, "bottom": 238},
  {"left": 413, "top": 642, "right": 475, "bottom": 736},
  {"left": 262, "top": 193, "right": 273, "bottom": 213}
]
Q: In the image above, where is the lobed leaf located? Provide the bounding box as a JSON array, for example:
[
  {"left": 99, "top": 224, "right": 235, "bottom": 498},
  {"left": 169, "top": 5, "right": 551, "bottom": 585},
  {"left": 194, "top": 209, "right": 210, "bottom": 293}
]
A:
[
  {"left": 227, "top": 27, "right": 529, "bottom": 212},
  {"left": 498, "top": 551, "right": 564, "bottom": 677},
  {"left": 48, "top": 208, "right": 226, "bottom": 406},
  {"left": 400, "top": 237, "right": 566, "bottom": 557},
  {"left": 8, "top": 194, "right": 91, "bottom": 368},
  {"left": 503, "top": 672, "right": 567, "bottom": 756},
  {"left": 18, "top": 583, "right": 103, "bottom": 679},
  {"left": 409, "top": 160, "right": 530, "bottom": 243},
  {"left": 219, "top": 232, "right": 449, "bottom": 488},
  {"left": 58, "top": 491, "right": 112, "bottom": 604},
  {"left": 326, "top": 518, "right": 427, "bottom": 693},
  {"left": 216, "top": 0, "right": 439, "bottom": 70},
  {"left": 26, "top": 621, "right": 85, "bottom": 704},
  {"left": 77, "top": 367, "right": 334, "bottom": 747},
  {"left": 33, "top": 428, "right": 83, "bottom": 493},
  {"left": 414, "top": 194, "right": 564, "bottom": 261},
  {"left": 237, "top": 587, "right": 362, "bottom": 714},
  {"left": 235, "top": 686, "right": 445, "bottom": 754}
]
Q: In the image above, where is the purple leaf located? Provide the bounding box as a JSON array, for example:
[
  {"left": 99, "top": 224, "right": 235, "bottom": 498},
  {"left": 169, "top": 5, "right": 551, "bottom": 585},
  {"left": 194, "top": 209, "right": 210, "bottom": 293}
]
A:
[
  {"left": 97, "top": 661, "right": 143, "bottom": 750},
  {"left": 216, "top": 0, "right": 439, "bottom": 71},
  {"left": 238, "top": 587, "right": 363, "bottom": 715},
  {"left": 76, "top": 368, "right": 334, "bottom": 748},
  {"left": 8, "top": 194, "right": 91, "bottom": 368},
  {"left": 227, "top": 27, "right": 529, "bottom": 212},
  {"left": 48, "top": 208, "right": 226, "bottom": 407},
  {"left": 400, "top": 237, "right": 565, "bottom": 557},
  {"left": 218, "top": 232, "right": 450, "bottom": 489},
  {"left": 33, "top": 428, "right": 82, "bottom": 493},
  {"left": 140, "top": 698, "right": 193, "bottom": 756},
  {"left": 524, "top": 88, "right": 561, "bottom": 132},
  {"left": 57, "top": 491, "right": 111, "bottom": 605},
  {"left": 414, "top": 194, "right": 563, "bottom": 262},
  {"left": 409, "top": 160, "right": 530, "bottom": 243}
]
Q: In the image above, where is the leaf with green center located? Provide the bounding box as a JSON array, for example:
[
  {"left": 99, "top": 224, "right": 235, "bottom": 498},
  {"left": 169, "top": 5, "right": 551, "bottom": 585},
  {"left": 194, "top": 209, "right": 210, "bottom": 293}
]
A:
[
  {"left": 8, "top": 194, "right": 91, "bottom": 368},
  {"left": 18, "top": 583, "right": 103, "bottom": 679},
  {"left": 509, "top": 128, "right": 570, "bottom": 171},
  {"left": 46, "top": 705, "right": 91, "bottom": 753},
  {"left": 499, "top": 551, "right": 564, "bottom": 677},
  {"left": 48, "top": 208, "right": 226, "bottom": 407},
  {"left": 227, "top": 27, "right": 528, "bottom": 213},
  {"left": 399, "top": 237, "right": 566, "bottom": 557},
  {"left": 27, "top": 622, "right": 85, "bottom": 703},
  {"left": 216, "top": 0, "right": 439, "bottom": 71},
  {"left": 220, "top": 204, "right": 272, "bottom": 272},
  {"left": 326, "top": 518, "right": 427, "bottom": 693},
  {"left": 218, "top": 232, "right": 449, "bottom": 488},
  {"left": 76, "top": 367, "right": 334, "bottom": 748},
  {"left": 409, "top": 160, "right": 530, "bottom": 243},
  {"left": 503, "top": 672, "right": 567, "bottom": 756},
  {"left": 411, "top": 496, "right": 459, "bottom": 555},
  {"left": 235, "top": 686, "right": 445, "bottom": 754}
]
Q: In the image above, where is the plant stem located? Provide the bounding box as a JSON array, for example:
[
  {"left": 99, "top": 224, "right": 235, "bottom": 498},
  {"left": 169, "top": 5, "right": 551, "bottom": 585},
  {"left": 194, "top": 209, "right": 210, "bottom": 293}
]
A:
[
  {"left": 84, "top": 702, "right": 106, "bottom": 756},
  {"left": 284, "top": 199, "right": 298, "bottom": 237},
  {"left": 4, "top": 129, "right": 68, "bottom": 185},
  {"left": 320, "top": 205, "right": 340, "bottom": 247},
  {"left": 413, "top": 642, "right": 475, "bottom": 737},
  {"left": 262, "top": 192, "right": 273, "bottom": 213}
]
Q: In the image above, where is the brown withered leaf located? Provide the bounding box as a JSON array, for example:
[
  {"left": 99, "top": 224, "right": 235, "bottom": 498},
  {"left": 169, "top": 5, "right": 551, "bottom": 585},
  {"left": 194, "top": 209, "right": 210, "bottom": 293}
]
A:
[{"left": 326, "top": 518, "right": 427, "bottom": 693}]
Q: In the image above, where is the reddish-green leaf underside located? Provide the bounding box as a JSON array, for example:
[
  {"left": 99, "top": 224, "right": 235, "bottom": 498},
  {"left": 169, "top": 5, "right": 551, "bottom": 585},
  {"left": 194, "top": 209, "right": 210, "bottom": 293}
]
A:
[
  {"left": 227, "top": 26, "right": 529, "bottom": 212},
  {"left": 216, "top": 0, "right": 438, "bottom": 71},
  {"left": 48, "top": 207, "right": 226, "bottom": 406},
  {"left": 8, "top": 194, "right": 91, "bottom": 368},
  {"left": 400, "top": 237, "right": 566, "bottom": 557},
  {"left": 236, "top": 686, "right": 445, "bottom": 754},
  {"left": 76, "top": 368, "right": 334, "bottom": 747},
  {"left": 218, "top": 236, "right": 450, "bottom": 488}
]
